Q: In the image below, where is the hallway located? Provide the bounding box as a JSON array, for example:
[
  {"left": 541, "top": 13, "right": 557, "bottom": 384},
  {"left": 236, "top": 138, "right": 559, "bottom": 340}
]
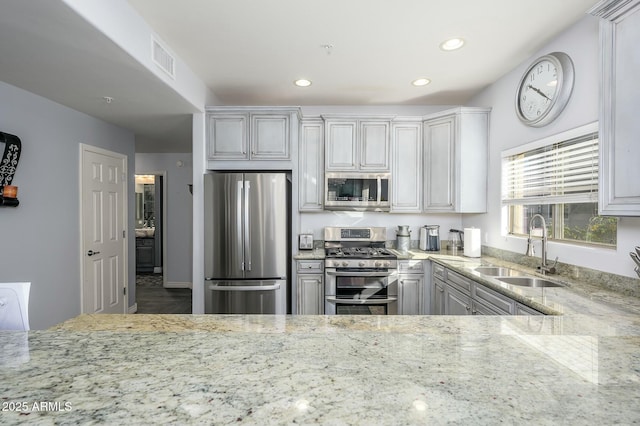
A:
[{"left": 135, "top": 274, "right": 192, "bottom": 314}]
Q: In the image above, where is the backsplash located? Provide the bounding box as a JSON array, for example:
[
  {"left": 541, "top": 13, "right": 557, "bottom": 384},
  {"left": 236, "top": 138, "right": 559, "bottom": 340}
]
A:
[{"left": 482, "top": 245, "right": 640, "bottom": 298}]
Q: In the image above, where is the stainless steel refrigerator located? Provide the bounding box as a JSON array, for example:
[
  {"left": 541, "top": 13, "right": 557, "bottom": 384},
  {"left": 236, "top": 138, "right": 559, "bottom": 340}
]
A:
[{"left": 204, "top": 172, "right": 288, "bottom": 314}]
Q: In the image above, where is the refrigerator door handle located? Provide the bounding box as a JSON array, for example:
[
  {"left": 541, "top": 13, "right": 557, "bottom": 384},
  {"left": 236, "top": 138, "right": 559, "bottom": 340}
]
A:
[
  {"left": 208, "top": 283, "right": 281, "bottom": 292},
  {"left": 244, "top": 180, "right": 252, "bottom": 271},
  {"left": 237, "top": 179, "right": 245, "bottom": 271}
]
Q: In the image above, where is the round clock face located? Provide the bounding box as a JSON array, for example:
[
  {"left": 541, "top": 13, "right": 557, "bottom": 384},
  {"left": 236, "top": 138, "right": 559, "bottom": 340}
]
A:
[{"left": 515, "top": 52, "right": 574, "bottom": 127}]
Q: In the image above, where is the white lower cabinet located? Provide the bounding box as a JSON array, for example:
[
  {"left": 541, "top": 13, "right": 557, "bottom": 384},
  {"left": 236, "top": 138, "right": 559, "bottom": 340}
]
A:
[
  {"left": 397, "top": 260, "right": 425, "bottom": 314},
  {"left": 444, "top": 285, "right": 472, "bottom": 315},
  {"left": 431, "top": 262, "right": 541, "bottom": 316},
  {"left": 433, "top": 278, "right": 445, "bottom": 315},
  {"left": 295, "top": 261, "right": 324, "bottom": 315}
]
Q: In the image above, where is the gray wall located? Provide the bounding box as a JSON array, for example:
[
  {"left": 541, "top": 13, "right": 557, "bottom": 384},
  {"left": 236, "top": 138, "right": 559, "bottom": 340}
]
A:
[
  {"left": 135, "top": 153, "right": 193, "bottom": 286},
  {"left": 0, "top": 81, "right": 136, "bottom": 329},
  {"left": 464, "top": 15, "right": 640, "bottom": 278}
]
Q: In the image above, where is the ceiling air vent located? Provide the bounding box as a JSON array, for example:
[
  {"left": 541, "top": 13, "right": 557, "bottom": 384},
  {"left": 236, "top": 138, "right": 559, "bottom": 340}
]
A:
[{"left": 152, "top": 37, "right": 175, "bottom": 79}]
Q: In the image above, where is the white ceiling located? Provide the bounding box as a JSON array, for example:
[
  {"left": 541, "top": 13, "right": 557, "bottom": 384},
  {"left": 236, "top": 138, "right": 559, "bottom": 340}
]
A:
[{"left": 0, "top": 0, "right": 597, "bottom": 152}]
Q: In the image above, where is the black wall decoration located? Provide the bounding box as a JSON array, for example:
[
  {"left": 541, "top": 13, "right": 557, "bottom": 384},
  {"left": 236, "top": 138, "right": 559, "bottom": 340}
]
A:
[{"left": 0, "top": 131, "right": 22, "bottom": 207}]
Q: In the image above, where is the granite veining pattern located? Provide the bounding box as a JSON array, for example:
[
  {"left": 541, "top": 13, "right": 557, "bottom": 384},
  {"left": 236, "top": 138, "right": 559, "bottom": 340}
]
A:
[{"left": 2, "top": 314, "right": 640, "bottom": 425}]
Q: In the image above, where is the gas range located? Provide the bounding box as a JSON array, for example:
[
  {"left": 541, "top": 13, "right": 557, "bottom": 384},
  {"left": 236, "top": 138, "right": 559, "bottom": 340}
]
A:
[
  {"left": 324, "top": 227, "right": 397, "bottom": 269},
  {"left": 323, "top": 226, "right": 398, "bottom": 315}
]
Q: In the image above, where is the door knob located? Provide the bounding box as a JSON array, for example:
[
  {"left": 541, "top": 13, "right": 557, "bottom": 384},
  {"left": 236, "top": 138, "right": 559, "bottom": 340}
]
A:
[{"left": 87, "top": 250, "right": 101, "bottom": 256}]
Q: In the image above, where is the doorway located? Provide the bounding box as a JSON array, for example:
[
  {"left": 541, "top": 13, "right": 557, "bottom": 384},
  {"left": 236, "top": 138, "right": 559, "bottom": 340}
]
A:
[
  {"left": 135, "top": 174, "right": 163, "bottom": 274},
  {"left": 134, "top": 173, "right": 191, "bottom": 313}
]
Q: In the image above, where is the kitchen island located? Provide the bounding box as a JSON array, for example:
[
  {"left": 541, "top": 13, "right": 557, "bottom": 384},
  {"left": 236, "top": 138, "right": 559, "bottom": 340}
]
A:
[{"left": 2, "top": 313, "right": 640, "bottom": 424}]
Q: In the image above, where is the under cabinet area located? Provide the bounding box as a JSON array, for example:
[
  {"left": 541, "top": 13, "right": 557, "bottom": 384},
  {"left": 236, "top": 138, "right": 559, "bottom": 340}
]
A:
[
  {"left": 295, "top": 260, "right": 324, "bottom": 314},
  {"left": 206, "top": 107, "right": 299, "bottom": 164}
]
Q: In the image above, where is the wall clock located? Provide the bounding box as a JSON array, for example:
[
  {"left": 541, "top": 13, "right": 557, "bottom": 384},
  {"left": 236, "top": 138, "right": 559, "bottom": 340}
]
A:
[{"left": 515, "top": 52, "right": 574, "bottom": 127}]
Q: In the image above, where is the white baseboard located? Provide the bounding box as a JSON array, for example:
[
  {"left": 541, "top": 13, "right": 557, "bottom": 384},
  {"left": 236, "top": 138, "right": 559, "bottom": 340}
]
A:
[
  {"left": 164, "top": 281, "right": 192, "bottom": 289},
  {"left": 128, "top": 303, "right": 138, "bottom": 314}
]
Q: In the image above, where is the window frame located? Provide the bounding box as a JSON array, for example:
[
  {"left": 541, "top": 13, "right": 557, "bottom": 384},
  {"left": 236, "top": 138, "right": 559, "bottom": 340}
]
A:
[{"left": 501, "top": 122, "right": 617, "bottom": 248}]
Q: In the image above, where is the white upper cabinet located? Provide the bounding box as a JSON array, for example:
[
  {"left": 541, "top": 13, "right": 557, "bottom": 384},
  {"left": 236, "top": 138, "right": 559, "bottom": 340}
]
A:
[
  {"left": 423, "top": 107, "right": 490, "bottom": 213},
  {"left": 325, "top": 119, "right": 357, "bottom": 170},
  {"left": 251, "top": 114, "right": 291, "bottom": 159},
  {"left": 590, "top": 0, "right": 640, "bottom": 216},
  {"left": 324, "top": 116, "right": 391, "bottom": 171},
  {"left": 207, "top": 113, "right": 248, "bottom": 160},
  {"left": 299, "top": 118, "right": 324, "bottom": 211},
  {"left": 206, "top": 108, "right": 298, "bottom": 164},
  {"left": 391, "top": 121, "right": 422, "bottom": 212},
  {"left": 359, "top": 121, "right": 390, "bottom": 170}
]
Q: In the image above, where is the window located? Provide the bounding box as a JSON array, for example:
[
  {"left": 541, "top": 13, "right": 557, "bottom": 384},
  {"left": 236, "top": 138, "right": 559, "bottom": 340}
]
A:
[{"left": 502, "top": 123, "right": 617, "bottom": 247}]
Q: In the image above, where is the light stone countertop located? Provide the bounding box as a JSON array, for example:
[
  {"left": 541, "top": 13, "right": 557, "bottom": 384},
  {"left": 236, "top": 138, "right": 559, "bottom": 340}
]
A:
[
  {"left": 1, "top": 314, "right": 639, "bottom": 424},
  {"left": 2, "top": 252, "right": 639, "bottom": 424}
]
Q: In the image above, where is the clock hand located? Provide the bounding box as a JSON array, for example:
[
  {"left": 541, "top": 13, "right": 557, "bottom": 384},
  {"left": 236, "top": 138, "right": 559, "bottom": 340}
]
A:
[{"left": 527, "top": 85, "right": 551, "bottom": 101}]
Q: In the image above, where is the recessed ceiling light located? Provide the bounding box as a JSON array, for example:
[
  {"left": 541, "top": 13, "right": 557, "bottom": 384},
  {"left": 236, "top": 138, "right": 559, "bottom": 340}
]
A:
[
  {"left": 440, "top": 38, "right": 465, "bottom": 51},
  {"left": 294, "top": 79, "right": 312, "bottom": 87},
  {"left": 412, "top": 78, "right": 431, "bottom": 87}
]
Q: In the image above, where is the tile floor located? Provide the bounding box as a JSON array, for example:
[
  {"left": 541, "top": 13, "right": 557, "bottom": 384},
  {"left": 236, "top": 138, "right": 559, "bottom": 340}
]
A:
[{"left": 135, "top": 273, "right": 192, "bottom": 314}]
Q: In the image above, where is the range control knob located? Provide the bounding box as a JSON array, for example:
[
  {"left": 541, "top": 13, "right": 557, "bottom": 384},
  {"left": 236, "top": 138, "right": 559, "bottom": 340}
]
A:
[
  {"left": 375, "top": 261, "right": 382, "bottom": 267},
  {"left": 333, "top": 261, "right": 341, "bottom": 267},
  {"left": 385, "top": 262, "right": 391, "bottom": 267},
  {"left": 359, "top": 261, "right": 366, "bottom": 267},
  {"left": 342, "top": 261, "right": 349, "bottom": 267}
]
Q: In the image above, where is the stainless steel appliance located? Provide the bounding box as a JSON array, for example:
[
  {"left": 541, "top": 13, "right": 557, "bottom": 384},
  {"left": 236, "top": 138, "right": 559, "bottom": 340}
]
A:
[
  {"left": 421, "top": 225, "right": 440, "bottom": 251},
  {"left": 204, "top": 172, "right": 288, "bottom": 314},
  {"left": 324, "top": 172, "right": 390, "bottom": 211},
  {"left": 396, "top": 225, "right": 411, "bottom": 253},
  {"left": 324, "top": 227, "right": 398, "bottom": 315}
]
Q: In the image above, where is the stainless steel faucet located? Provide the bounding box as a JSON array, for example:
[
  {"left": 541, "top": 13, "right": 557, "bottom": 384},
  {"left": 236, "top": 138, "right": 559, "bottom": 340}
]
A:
[{"left": 525, "top": 214, "right": 558, "bottom": 275}]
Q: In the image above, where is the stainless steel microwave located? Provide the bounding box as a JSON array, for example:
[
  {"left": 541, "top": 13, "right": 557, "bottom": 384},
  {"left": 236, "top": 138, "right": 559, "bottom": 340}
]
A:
[{"left": 325, "top": 172, "right": 390, "bottom": 211}]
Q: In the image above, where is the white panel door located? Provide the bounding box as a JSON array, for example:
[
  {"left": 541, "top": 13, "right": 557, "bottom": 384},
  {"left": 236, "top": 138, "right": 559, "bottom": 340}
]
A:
[{"left": 81, "top": 145, "right": 127, "bottom": 314}]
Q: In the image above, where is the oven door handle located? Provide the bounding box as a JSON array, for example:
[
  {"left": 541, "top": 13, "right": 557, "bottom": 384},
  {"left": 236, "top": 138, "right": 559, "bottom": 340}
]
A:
[
  {"left": 325, "top": 297, "right": 397, "bottom": 305},
  {"left": 326, "top": 270, "right": 395, "bottom": 277},
  {"left": 208, "top": 283, "right": 281, "bottom": 292}
]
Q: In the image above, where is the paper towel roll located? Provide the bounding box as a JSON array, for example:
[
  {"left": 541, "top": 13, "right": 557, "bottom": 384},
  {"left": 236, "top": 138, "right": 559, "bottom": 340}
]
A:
[{"left": 464, "top": 228, "right": 481, "bottom": 258}]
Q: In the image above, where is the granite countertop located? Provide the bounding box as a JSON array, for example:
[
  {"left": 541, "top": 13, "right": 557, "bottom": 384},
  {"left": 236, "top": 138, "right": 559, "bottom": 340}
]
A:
[
  {"left": 2, "top": 314, "right": 639, "bottom": 424},
  {"left": 296, "top": 247, "right": 640, "bottom": 317}
]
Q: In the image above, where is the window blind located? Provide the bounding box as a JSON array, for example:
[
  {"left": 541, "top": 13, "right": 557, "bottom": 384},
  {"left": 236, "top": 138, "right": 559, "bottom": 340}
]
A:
[{"left": 502, "top": 131, "right": 599, "bottom": 205}]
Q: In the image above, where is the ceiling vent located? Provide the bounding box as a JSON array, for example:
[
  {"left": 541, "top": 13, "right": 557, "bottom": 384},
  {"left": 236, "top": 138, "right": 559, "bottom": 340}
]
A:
[{"left": 152, "top": 37, "right": 175, "bottom": 79}]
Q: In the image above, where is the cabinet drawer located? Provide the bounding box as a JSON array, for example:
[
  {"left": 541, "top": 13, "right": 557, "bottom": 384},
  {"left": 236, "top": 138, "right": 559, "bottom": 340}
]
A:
[
  {"left": 136, "top": 238, "right": 154, "bottom": 247},
  {"left": 398, "top": 260, "right": 424, "bottom": 273},
  {"left": 446, "top": 269, "right": 472, "bottom": 295},
  {"left": 473, "top": 283, "right": 514, "bottom": 315},
  {"left": 432, "top": 263, "right": 446, "bottom": 280},
  {"left": 296, "top": 261, "right": 323, "bottom": 273}
]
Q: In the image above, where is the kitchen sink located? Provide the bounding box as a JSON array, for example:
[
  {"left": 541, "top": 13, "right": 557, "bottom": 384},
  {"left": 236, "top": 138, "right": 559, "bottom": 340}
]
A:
[
  {"left": 496, "top": 276, "right": 563, "bottom": 288},
  {"left": 474, "top": 266, "right": 524, "bottom": 277}
]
